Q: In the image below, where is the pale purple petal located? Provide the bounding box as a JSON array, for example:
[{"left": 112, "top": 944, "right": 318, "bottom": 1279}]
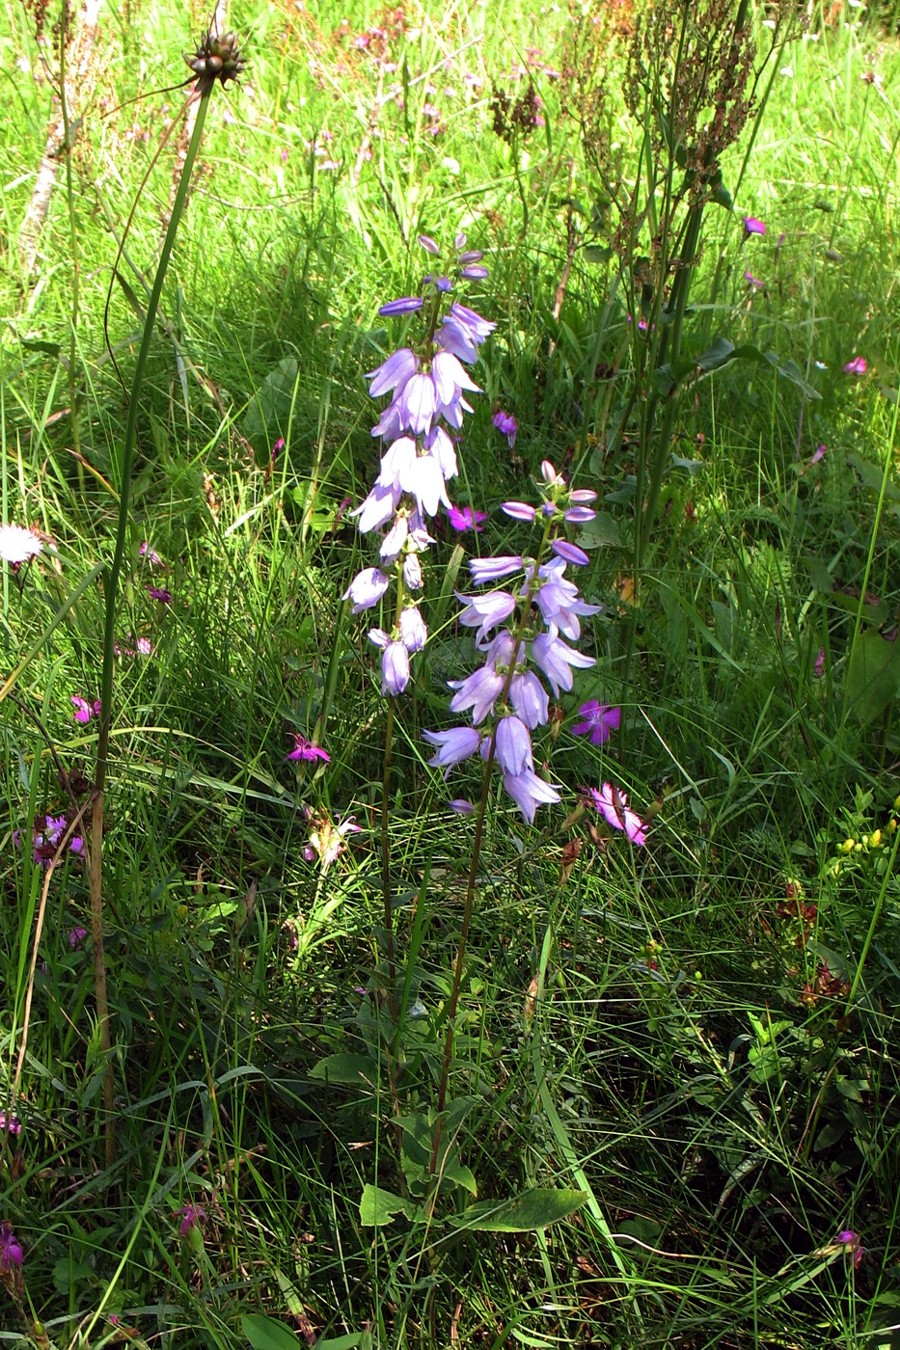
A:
[
  {"left": 343, "top": 567, "right": 391, "bottom": 613},
  {"left": 502, "top": 502, "right": 537, "bottom": 523},
  {"left": 469, "top": 555, "right": 523, "bottom": 583},
  {"left": 495, "top": 716, "right": 534, "bottom": 776},
  {"left": 502, "top": 769, "right": 560, "bottom": 824},
  {"left": 423, "top": 726, "right": 482, "bottom": 767},
  {"left": 551, "top": 539, "right": 590, "bottom": 566}
]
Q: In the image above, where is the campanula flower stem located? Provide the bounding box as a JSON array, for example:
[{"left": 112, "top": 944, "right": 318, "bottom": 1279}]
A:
[{"left": 89, "top": 85, "right": 212, "bottom": 1168}]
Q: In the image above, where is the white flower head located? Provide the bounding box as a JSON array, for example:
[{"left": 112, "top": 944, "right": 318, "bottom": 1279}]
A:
[{"left": 0, "top": 524, "right": 43, "bottom": 567}]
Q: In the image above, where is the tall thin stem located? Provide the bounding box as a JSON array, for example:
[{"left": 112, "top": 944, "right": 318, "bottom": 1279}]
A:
[{"left": 88, "top": 86, "right": 212, "bottom": 1168}]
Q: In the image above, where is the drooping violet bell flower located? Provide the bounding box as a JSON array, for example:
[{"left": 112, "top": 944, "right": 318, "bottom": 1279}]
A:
[
  {"left": 369, "top": 629, "right": 411, "bottom": 696},
  {"left": 343, "top": 567, "right": 391, "bottom": 614},
  {"left": 423, "top": 726, "right": 483, "bottom": 770},
  {"left": 742, "top": 215, "right": 766, "bottom": 236}
]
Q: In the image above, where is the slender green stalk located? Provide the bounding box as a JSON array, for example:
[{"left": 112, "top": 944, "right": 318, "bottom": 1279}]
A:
[
  {"left": 430, "top": 514, "right": 557, "bottom": 1173},
  {"left": 845, "top": 826, "right": 900, "bottom": 1010},
  {"left": 89, "top": 85, "right": 212, "bottom": 1168}
]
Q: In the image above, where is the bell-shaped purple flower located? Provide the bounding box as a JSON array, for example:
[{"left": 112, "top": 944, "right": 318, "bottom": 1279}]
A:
[
  {"left": 502, "top": 769, "right": 560, "bottom": 824},
  {"left": 399, "top": 606, "right": 427, "bottom": 652},
  {"left": 367, "top": 348, "right": 419, "bottom": 398},
  {"left": 495, "top": 716, "right": 534, "bottom": 776},
  {"left": 343, "top": 567, "right": 391, "bottom": 613},
  {"left": 423, "top": 725, "right": 482, "bottom": 769},
  {"left": 457, "top": 589, "right": 517, "bottom": 644},
  {"left": 369, "top": 630, "right": 411, "bottom": 696},
  {"left": 530, "top": 632, "right": 595, "bottom": 695},
  {"left": 509, "top": 670, "right": 549, "bottom": 729}
]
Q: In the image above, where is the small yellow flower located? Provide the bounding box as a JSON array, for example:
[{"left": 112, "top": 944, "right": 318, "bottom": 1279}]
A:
[
  {"left": 870, "top": 829, "right": 882, "bottom": 848},
  {"left": 840, "top": 839, "right": 855, "bottom": 854}
]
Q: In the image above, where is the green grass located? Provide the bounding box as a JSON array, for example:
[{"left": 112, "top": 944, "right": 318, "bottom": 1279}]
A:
[{"left": 2, "top": 0, "right": 900, "bottom": 1346}]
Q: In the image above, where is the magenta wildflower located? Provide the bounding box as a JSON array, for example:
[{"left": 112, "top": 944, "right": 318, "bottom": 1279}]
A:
[
  {"left": 742, "top": 216, "right": 766, "bottom": 236},
  {"left": 572, "top": 701, "right": 621, "bottom": 746},
  {"left": 448, "top": 504, "right": 488, "bottom": 532},
  {"left": 0, "top": 1222, "right": 23, "bottom": 1271},
  {"left": 809, "top": 443, "right": 827, "bottom": 465},
  {"left": 71, "top": 696, "right": 102, "bottom": 724},
  {"left": 287, "top": 734, "right": 330, "bottom": 763},
  {"left": 744, "top": 271, "right": 764, "bottom": 289},
  {"left": 146, "top": 586, "right": 172, "bottom": 603},
  {"left": 139, "top": 541, "right": 163, "bottom": 566},
  {"left": 814, "top": 648, "right": 826, "bottom": 679},
  {"left": 68, "top": 926, "right": 88, "bottom": 949},
  {"left": 587, "top": 783, "right": 647, "bottom": 846},
  {"left": 843, "top": 356, "right": 867, "bottom": 375},
  {"left": 0, "top": 1112, "right": 22, "bottom": 1136},
  {"left": 176, "top": 1204, "right": 206, "bottom": 1237},
  {"left": 836, "top": 1229, "right": 864, "bottom": 1270},
  {"left": 271, "top": 437, "right": 285, "bottom": 460}
]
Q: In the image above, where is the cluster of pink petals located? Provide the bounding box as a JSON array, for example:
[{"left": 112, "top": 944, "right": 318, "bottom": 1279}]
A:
[{"left": 586, "top": 783, "right": 647, "bottom": 846}]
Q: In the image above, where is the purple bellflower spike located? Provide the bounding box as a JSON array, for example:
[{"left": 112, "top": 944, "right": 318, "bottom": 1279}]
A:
[
  {"left": 587, "top": 783, "right": 646, "bottom": 846},
  {"left": 572, "top": 701, "right": 621, "bottom": 746}
]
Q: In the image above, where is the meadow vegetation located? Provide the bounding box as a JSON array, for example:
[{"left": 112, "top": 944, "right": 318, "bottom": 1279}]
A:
[{"left": 2, "top": 0, "right": 900, "bottom": 1345}]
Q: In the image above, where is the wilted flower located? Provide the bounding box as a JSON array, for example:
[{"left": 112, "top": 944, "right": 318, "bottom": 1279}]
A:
[
  {"left": 586, "top": 783, "right": 647, "bottom": 846},
  {"left": 287, "top": 734, "right": 330, "bottom": 763},
  {"left": 744, "top": 271, "right": 765, "bottom": 290},
  {"left": 572, "top": 701, "right": 621, "bottom": 746}
]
